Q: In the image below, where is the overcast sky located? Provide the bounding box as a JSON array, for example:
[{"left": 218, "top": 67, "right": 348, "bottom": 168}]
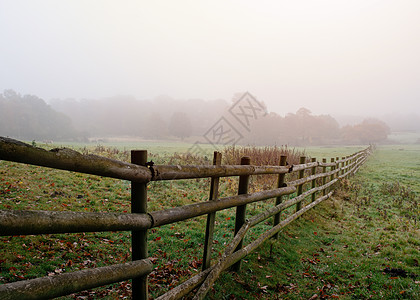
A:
[{"left": 1, "top": 0, "right": 419, "bottom": 117}]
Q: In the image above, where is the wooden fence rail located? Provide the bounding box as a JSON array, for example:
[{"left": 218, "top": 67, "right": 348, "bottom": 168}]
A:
[{"left": 0, "top": 137, "right": 372, "bottom": 299}]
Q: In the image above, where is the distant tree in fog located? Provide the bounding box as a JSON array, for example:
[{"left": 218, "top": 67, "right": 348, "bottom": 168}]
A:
[
  {"left": 0, "top": 90, "right": 85, "bottom": 141},
  {"left": 169, "top": 112, "right": 192, "bottom": 140},
  {"left": 341, "top": 118, "right": 390, "bottom": 144},
  {"left": 143, "top": 112, "right": 168, "bottom": 139},
  {"left": 244, "top": 112, "right": 283, "bottom": 145},
  {"left": 282, "top": 108, "right": 340, "bottom": 145},
  {"left": 242, "top": 108, "right": 340, "bottom": 146}
]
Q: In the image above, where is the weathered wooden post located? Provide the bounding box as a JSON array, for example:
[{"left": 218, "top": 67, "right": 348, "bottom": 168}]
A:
[
  {"left": 296, "top": 156, "right": 306, "bottom": 212},
  {"left": 330, "top": 158, "right": 335, "bottom": 192},
  {"left": 232, "top": 156, "right": 251, "bottom": 272},
  {"left": 336, "top": 157, "right": 340, "bottom": 179},
  {"left": 322, "top": 158, "right": 327, "bottom": 195},
  {"left": 273, "top": 155, "right": 287, "bottom": 239},
  {"left": 202, "top": 151, "right": 222, "bottom": 271},
  {"left": 352, "top": 154, "right": 356, "bottom": 175},
  {"left": 131, "top": 150, "right": 148, "bottom": 300},
  {"left": 311, "top": 157, "right": 316, "bottom": 202},
  {"left": 345, "top": 155, "right": 350, "bottom": 178},
  {"left": 341, "top": 157, "right": 345, "bottom": 177}
]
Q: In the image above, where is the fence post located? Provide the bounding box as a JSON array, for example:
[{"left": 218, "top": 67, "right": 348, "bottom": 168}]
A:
[
  {"left": 202, "top": 151, "right": 222, "bottom": 271},
  {"left": 131, "top": 150, "right": 148, "bottom": 300},
  {"left": 296, "top": 156, "right": 306, "bottom": 212},
  {"left": 330, "top": 158, "right": 335, "bottom": 192},
  {"left": 311, "top": 157, "right": 316, "bottom": 202},
  {"left": 322, "top": 158, "right": 327, "bottom": 196},
  {"left": 345, "top": 156, "right": 350, "bottom": 178},
  {"left": 232, "top": 156, "right": 251, "bottom": 272},
  {"left": 343, "top": 155, "right": 349, "bottom": 178},
  {"left": 273, "top": 155, "right": 287, "bottom": 239},
  {"left": 336, "top": 157, "right": 340, "bottom": 179}
]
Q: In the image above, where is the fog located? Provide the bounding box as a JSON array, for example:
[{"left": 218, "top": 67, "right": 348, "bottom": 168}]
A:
[
  {"left": 1, "top": 0, "right": 420, "bottom": 118},
  {"left": 1, "top": 90, "right": 408, "bottom": 145}
]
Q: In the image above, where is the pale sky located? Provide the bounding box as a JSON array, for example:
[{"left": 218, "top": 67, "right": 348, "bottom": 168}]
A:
[{"left": 1, "top": 0, "right": 419, "bottom": 116}]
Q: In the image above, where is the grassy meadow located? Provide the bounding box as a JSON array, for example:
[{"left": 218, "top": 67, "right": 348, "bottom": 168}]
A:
[
  {"left": 0, "top": 141, "right": 419, "bottom": 299},
  {"left": 211, "top": 145, "right": 419, "bottom": 299}
]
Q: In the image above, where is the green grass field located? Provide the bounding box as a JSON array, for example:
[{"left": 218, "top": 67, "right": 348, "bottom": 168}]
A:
[
  {"left": 210, "top": 145, "right": 419, "bottom": 299},
  {"left": 0, "top": 142, "right": 419, "bottom": 299}
]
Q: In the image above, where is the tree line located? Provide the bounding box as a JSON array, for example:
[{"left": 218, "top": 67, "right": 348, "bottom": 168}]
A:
[
  {"left": 0, "top": 90, "right": 392, "bottom": 145},
  {"left": 243, "top": 107, "right": 390, "bottom": 146},
  {"left": 49, "top": 95, "right": 228, "bottom": 140},
  {"left": 0, "top": 90, "right": 86, "bottom": 141}
]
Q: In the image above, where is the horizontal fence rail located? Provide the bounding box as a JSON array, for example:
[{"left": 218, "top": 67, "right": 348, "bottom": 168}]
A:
[
  {"left": 0, "top": 210, "right": 153, "bottom": 235},
  {"left": 0, "top": 259, "right": 153, "bottom": 300},
  {"left": 0, "top": 137, "right": 152, "bottom": 183},
  {"left": 0, "top": 137, "right": 372, "bottom": 299}
]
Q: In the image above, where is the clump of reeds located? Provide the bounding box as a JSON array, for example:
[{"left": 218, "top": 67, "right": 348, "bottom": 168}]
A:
[
  {"left": 221, "top": 145, "right": 307, "bottom": 192},
  {"left": 222, "top": 145, "right": 305, "bottom": 166}
]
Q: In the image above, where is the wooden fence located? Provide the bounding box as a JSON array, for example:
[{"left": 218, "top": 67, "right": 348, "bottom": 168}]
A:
[{"left": 0, "top": 137, "right": 372, "bottom": 299}]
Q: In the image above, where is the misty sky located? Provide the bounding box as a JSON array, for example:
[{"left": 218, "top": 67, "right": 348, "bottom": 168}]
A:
[{"left": 1, "top": 0, "right": 419, "bottom": 117}]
